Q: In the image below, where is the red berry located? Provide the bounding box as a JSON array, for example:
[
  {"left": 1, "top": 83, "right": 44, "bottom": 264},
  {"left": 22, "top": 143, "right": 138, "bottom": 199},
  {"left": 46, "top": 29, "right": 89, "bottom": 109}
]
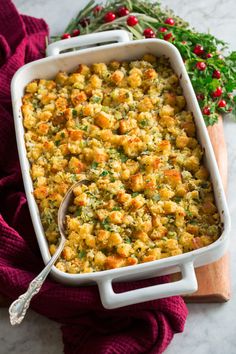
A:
[
  {"left": 196, "top": 93, "right": 205, "bottom": 101},
  {"left": 127, "top": 15, "right": 138, "bottom": 26},
  {"left": 117, "top": 6, "right": 129, "bottom": 17},
  {"left": 79, "top": 17, "right": 90, "bottom": 27},
  {"left": 212, "top": 70, "right": 221, "bottom": 79},
  {"left": 165, "top": 17, "right": 175, "bottom": 25},
  {"left": 218, "top": 99, "right": 226, "bottom": 108},
  {"left": 61, "top": 33, "right": 71, "bottom": 39},
  {"left": 212, "top": 86, "right": 223, "bottom": 97},
  {"left": 196, "top": 62, "right": 206, "bottom": 71},
  {"left": 164, "top": 33, "right": 172, "bottom": 41},
  {"left": 93, "top": 5, "right": 103, "bottom": 14},
  {"left": 72, "top": 29, "right": 80, "bottom": 37},
  {"left": 206, "top": 53, "right": 213, "bottom": 58},
  {"left": 203, "top": 107, "right": 211, "bottom": 115},
  {"left": 159, "top": 27, "right": 168, "bottom": 32},
  {"left": 182, "top": 41, "right": 187, "bottom": 45},
  {"left": 143, "top": 28, "right": 155, "bottom": 38},
  {"left": 193, "top": 44, "right": 204, "bottom": 56},
  {"left": 104, "top": 12, "right": 116, "bottom": 23}
]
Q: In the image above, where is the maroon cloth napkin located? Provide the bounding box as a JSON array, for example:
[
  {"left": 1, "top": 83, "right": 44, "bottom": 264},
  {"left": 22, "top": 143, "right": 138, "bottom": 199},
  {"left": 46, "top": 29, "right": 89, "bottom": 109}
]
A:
[{"left": 0, "top": 1, "right": 188, "bottom": 353}]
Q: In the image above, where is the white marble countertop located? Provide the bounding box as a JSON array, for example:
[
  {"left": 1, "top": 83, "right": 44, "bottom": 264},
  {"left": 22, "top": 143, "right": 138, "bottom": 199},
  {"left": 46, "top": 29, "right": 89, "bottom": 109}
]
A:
[{"left": 1, "top": 0, "right": 236, "bottom": 353}]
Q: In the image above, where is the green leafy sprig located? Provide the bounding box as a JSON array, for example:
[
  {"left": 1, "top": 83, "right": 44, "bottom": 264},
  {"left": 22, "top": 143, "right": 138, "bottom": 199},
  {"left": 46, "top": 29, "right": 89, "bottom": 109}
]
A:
[{"left": 51, "top": 0, "right": 236, "bottom": 126}]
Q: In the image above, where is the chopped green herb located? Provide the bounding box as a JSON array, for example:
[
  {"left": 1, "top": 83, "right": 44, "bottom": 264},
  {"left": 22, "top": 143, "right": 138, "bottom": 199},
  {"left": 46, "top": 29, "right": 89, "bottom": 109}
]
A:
[
  {"left": 82, "top": 125, "right": 88, "bottom": 131},
  {"left": 72, "top": 109, "right": 78, "bottom": 117},
  {"left": 152, "top": 194, "right": 160, "bottom": 202},
  {"left": 92, "top": 96, "right": 101, "bottom": 103},
  {"left": 71, "top": 174, "right": 78, "bottom": 181},
  {"left": 186, "top": 210, "right": 193, "bottom": 217},
  {"left": 120, "top": 154, "right": 128, "bottom": 162},
  {"left": 79, "top": 250, "right": 86, "bottom": 259},
  {"left": 100, "top": 170, "right": 109, "bottom": 177},
  {"left": 101, "top": 217, "right": 111, "bottom": 231},
  {"left": 60, "top": 132, "right": 65, "bottom": 138},
  {"left": 112, "top": 206, "right": 121, "bottom": 211},
  {"left": 140, "top": 120, "right": 147, "bottom": 127},
  {"left": 91, "top": 161, "right": 99, "bottom": 169},
  {"left": 189, "top": 219, "right": 198, "bottom": 224},
  {"left": 32, "top": 101, "right": 38, "bottom": 109},
  {"left": 167, "top": 216, "right": 175, "bottom": 223},
  {"left": 173, "top": 196, "right": 182, "bottom": 203},
  {"left": 167, "top": 231, "right": 177, "bottom": 238},
  {"left": 110, "top": 177, "right": 116, "bottom": 183},
  {"left": 75, "top": 207, "right": 82, "bottom": 217},
  {"left": 125, "top": 237, "right": 132, "bottom": 244},
  {"left": 132, "top": 192, "right": 140, "bottom": 198},
  {"left": 55, "top": 140, "right": 61, "bottom": 146}
]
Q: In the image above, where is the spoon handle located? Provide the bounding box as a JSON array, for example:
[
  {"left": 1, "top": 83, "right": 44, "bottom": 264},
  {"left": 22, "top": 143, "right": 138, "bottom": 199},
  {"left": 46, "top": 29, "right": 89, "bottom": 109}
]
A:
[{"left": 9, "top": 239, "right": 65, "bottom": 325}]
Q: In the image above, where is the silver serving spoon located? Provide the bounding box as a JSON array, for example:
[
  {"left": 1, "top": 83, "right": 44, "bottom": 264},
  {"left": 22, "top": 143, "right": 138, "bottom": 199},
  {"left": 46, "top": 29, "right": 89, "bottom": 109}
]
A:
[{"left": 9, "top": 179, "right": 90, "bottom": 325}]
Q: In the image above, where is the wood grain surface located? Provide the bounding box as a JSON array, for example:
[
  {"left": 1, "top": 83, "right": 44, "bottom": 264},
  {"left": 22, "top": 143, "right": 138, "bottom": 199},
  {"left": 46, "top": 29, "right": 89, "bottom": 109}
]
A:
[{"left": 0, "top": 117, "right": 230, "bottom": 306}]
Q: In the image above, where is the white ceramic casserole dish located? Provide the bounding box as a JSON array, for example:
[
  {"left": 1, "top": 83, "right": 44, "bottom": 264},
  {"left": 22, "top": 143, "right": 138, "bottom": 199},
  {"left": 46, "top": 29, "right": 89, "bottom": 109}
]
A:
[{"left": 11, "top": 30, "right": 231, "bottom": 309}]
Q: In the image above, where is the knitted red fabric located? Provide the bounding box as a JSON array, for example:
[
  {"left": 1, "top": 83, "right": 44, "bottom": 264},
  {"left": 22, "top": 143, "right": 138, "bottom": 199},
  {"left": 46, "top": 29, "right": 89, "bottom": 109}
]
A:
[{"left": 0, "top": 1, "right": 188, "bottom": 353}]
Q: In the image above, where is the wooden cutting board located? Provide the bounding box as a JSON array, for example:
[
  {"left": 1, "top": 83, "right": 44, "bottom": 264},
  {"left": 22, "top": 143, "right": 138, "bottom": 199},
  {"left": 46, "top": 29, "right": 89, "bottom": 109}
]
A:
[{"left": 0, "top": 117, "right": 230, "bottom": 306}]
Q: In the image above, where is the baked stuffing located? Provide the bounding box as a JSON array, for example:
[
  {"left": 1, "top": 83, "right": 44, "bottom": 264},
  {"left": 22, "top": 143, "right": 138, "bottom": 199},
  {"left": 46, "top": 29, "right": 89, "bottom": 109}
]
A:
[{"left": 22, "top": 54, "right": 221, "bottom": 273}]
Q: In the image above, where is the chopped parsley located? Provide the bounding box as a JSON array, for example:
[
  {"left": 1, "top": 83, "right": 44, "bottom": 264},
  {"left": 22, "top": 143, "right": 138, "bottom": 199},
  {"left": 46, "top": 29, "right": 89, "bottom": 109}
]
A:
[
  {"left": 92, "top": 96, "right": 101, "bottom": 103},
  {"left": 140, "top": 120, "right": 147, "bottom": 127},
  {"left": 101, "top": 217, "right": 111, "bottom": 231},
  {"left": 100, "top": 170, "right": 109, "bottom": 177},
  {"left": 91, "top": 161, "right": 99, "bottom": 169},
  {"left": 132, "top": 192, "right": 140, "bottom": 198},
  {"left": 72, "top": 109, "right": 78, "bottom": 117},
  {"left": 75, "top": 207, "right": 82, "bottom": 217},
  {"left": 55, "top": 140, "right": 61, "bottom": 146},
  {"left": 186, "top": 210, "right": 193, "bottom": 217},
  {"left": 152, "top": 194, "right": 160, "bottom": 202},
  {"left": 120, "top": 154, "right": 128, "bottom": 162},
  {"left": 189, "top": 219, "right": 198, "bottom": 224},
  {"left": 78, "top": 250, "right": 86, "bottom": 259},
  {"left": 173, "top": 196, "right": 182, "bottom": 203}
]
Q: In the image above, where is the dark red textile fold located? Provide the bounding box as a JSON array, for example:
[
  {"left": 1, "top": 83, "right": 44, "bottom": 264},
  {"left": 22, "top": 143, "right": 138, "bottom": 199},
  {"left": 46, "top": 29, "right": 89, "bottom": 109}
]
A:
[{"left": 0, "top": 1, "right": 188, "bottom": 353}]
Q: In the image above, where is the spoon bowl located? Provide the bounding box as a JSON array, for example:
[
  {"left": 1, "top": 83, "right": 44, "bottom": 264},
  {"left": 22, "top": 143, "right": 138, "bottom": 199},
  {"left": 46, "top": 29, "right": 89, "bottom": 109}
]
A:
[{"left": 9, "top": 179, "right": 91, "bottom": 325}]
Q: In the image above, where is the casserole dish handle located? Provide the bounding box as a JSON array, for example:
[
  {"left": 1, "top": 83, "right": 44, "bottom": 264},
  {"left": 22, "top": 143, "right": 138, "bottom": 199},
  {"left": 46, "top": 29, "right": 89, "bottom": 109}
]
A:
[
  {"left": 46, "top": 30, "right": 131, "bottom": 56},
  {"left": 98, "top": 261, "right": 197, "bottom": 309}
]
